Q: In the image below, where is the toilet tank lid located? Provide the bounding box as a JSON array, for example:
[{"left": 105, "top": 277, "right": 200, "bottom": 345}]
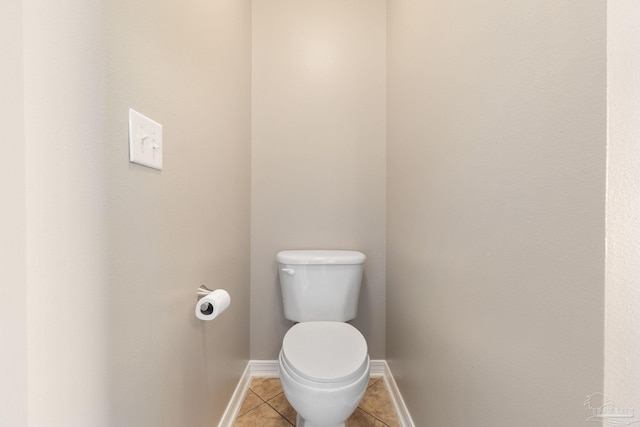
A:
[{"left": 277, "top": 250, "right": 366, "bottom": 265}]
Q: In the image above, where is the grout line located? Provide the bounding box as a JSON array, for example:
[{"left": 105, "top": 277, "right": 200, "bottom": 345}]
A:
[
  {"left": 235, "top": 385, "right": 268, "bottom": 420},
  {"left": 264, "top": 395, "right": 295, "bottom": 427},
  {"left": 360, "top": 408, "right": 391, "bottom": 427},
  {"left": 358, "top": 396, "right": 394, "bottom": 427},
  {"left": 233, "top": 402, "right": 263, "bottom": 423},
  {"left": 367, "top": 377, "right": 382, "bottom": 389},
  {"left": 264, "top": 402, "right": 294, "bottom": 427},
  {"left": 246, "top": 389, "right": 264, "bottom": 403},
  {"left": 245, "top": 379, "right": 294, "bottom": 426}
]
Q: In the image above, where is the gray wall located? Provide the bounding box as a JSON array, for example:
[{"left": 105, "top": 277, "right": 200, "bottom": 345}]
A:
[
  {"left": 19, "top": 0, "right": 251, "bottom": 426},
  {"left": 105, "top": 0, "right": 251, "bottom": 425},
  {"left": 386, "top": 1, "right": 606, "bottom": 426},
  {"left": 250, "top": 0, "right": 387, "bottom": 360},
  {"left": 4, "top": 2, "right": 615, "bottom": 426}
]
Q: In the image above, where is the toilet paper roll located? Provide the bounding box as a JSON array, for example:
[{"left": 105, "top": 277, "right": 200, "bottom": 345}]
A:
[{"left": 195, "top": 289, "right": 231, "bottom": 321}]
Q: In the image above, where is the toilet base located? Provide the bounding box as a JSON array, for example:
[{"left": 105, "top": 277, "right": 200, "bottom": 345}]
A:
[
  {"left": 279, "top": 347, "right": 370, "bottom": 427},
  {"left": 296, "top": 413, "right": 346, "bottom": 427}
]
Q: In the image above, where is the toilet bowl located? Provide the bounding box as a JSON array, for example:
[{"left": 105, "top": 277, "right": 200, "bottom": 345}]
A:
[{"left": 278, "top": 321, "right": 370, "bottom": 427}]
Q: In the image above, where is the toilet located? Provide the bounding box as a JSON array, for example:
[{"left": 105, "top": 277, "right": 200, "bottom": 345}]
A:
[{"left": 277, "top": 250, "right": 370, "bottom": 427}]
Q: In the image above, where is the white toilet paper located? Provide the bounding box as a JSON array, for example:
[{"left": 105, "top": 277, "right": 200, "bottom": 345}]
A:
[{"left": 195, "top": 289, "right": 231, "bottom": 321}]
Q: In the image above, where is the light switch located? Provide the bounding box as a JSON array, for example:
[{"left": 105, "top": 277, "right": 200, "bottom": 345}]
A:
[{"left": 129, "top": 108, "right": 163, "bottom": 170}]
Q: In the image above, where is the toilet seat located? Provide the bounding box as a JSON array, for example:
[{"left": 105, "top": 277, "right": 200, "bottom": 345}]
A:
[{"left": 281, "top": 322, "right": 368, "bottom": 387}]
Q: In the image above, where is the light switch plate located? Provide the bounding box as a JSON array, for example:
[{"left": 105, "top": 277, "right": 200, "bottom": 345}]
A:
[{"left": 129, "top": 108, "right": 163, "bottom": 170}]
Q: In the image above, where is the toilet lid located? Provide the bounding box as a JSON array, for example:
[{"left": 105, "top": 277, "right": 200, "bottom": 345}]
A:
[{"left": 282, "top": 322, "right": 368, "bottom": 384}]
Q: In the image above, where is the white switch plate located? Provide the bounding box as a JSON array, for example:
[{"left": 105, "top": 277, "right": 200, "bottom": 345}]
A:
[{"left": 129, "top": 108, "right": 163, "bottom": 170}]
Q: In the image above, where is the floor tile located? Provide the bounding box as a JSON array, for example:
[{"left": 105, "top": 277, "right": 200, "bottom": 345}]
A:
[
  {"left": 367, "top": 376, "right": 381, "bottom": 389},
  {"left": 236, "top": 389, "right": 262, "bottom": 417},
  {"left": 233, "top": 403, "right": 293, "bottom": 427},
  {"left": 268, "top": 392, "right": 297, "bottom": 425},
  {"left": 235, "top": 377, "right": 401, "bottom": 427},
  {"left": 249, "top": 378, "right": 283, "bottom": 401},
  {"left": 348, "top": 407, "right": 388, "bottom": 427},
  {"left": 357, "top": 380, "right": 400, "bottom": 427}
]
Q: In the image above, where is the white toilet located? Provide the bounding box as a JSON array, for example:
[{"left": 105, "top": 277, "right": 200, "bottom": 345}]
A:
[{"left": 277, "top": 250, "right": 370, "bottom": 427}]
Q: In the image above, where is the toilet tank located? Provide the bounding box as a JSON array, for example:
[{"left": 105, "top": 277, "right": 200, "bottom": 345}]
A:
[{"left": 277, "top": 250, "right": 366, "bottom": 322}]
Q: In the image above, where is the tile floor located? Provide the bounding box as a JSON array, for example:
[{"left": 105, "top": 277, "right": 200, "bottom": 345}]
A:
[{"left": 233, "top": 377, "right": 400, "bottom": 427}]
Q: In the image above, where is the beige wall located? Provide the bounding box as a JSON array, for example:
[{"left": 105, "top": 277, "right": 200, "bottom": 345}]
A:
[
  {"left": 0, "top": 0, "right": 27, "bottom": 425},
  {"left": 21, "top": 0, "right": 251, "bottom": 426},
  {"left": 605, "top": 0, "right": 640, "bottom": 412},
  {"left": 387, "top": 1, "right": 606, "bottom": 426},
  {"left": 23, "top": 1, "right": 111, "bottom": 424},
  {"left": 251, "top": 0, "right": 387, "bottom": 359}
]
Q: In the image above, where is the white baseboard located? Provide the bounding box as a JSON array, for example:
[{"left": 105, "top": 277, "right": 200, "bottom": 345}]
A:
[
  {"left": 216, "top": 360, "right": 281, "bottom": 427},
  {"left": 248, "top": 359, "right": 279, "bottom": 377},
  {"left": 217, "top": 359, "right": 415, "bottom": 427},
  {"left": 216, "top": 363, "right": 252, "bottom": 427},
  {"left": 370, "top": 359, "right": 386, "bottom": 377},
  {"left": 378, "top": 360, "right": 416, "bottom": 427}
]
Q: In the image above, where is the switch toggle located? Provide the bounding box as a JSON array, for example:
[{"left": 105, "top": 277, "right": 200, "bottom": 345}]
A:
[{"left": 129, "top": 108, "right": 163, "bottom": 170}]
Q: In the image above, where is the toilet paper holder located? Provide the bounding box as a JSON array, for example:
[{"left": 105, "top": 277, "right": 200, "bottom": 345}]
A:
[
  {"left": 197, "top": 285, "right": 214, "bottom": 315},
  {"left": 197, "top": 285, "right": 214, "bottom": 300}
]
